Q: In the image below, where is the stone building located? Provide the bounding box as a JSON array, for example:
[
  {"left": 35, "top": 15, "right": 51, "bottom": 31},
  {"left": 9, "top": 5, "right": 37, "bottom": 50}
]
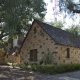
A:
[{"left": 20, "top": 19, "right": 80, "bottom": 65}]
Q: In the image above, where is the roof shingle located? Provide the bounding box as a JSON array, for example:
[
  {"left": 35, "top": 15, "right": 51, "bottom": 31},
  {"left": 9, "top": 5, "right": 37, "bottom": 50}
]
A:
[{"left": 35, "top": 19, "right": 79, "bottom": 48}]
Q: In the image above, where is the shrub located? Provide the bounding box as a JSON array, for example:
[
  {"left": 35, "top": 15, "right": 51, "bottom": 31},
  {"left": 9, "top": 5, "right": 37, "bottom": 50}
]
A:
[
  {"left": 34, "top": 64, "right": 56, "bottom": 74},
  {"left": 19, "top": 63, "right": 35, "bottom": 70},
  {"left": 39, "top": 51, "right": 53, "bottom": 65},
  {"left": 30, "top": 63, "right": 38, "bottom": 71},
  {"left": 0, "top": 62, "right": 7, "bottom": 65},
  {"left": 19, "top": 63, "right": 80, "bottom": 74},
  {"left": 18, "top": 63, "right": 28, "bottom": 69},
  {"left": 56, "top": 64, "right": 80, "bottom": 73},
  {"left": 32, "top": 64, "right": 80, "bottom": 74}
]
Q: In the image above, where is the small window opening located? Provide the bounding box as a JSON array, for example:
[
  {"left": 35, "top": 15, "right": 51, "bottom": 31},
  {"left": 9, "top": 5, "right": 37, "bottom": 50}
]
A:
[{"left": 66, "top": 48, "right": 70, "bottom": 58}]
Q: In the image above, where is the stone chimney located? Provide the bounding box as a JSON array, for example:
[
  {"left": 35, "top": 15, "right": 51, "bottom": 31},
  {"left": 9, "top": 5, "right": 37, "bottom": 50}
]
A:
[{"left": 13, "top": 39, "right": 18, "bottom": 47}]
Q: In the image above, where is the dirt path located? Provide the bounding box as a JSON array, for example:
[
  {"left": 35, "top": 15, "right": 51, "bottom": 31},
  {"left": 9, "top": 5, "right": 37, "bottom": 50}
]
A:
[
  {"left": 0, "top": 65, "right": 80, "bottom": 80},
  {"left": 0, "top": 65, "right": 42, "bottom": 80}
]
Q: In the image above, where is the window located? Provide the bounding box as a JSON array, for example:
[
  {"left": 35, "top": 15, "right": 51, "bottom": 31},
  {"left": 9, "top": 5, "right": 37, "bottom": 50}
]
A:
[
  {"left": 66, "top": 48, "right": 70, "bottom": 58},
  {"left": 30, "top": 49, "right": 37, "bottom": 61}
]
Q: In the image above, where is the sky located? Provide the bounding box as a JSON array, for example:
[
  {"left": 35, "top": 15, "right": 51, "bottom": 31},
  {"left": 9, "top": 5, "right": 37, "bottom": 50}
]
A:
[{"left": 44, "top": 0, "right": 80, "bottom": 28}]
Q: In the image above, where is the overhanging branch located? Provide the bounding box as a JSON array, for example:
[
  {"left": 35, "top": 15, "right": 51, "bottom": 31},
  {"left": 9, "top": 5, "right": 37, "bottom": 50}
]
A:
[{"left": 73, "top": 10, "right": 80, "bottom": 13}]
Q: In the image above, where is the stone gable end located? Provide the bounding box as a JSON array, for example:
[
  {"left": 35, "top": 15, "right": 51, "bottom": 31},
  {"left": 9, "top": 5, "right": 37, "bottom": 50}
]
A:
[{"left": 20, "top": 21, "right": 57, "bottom": 64}]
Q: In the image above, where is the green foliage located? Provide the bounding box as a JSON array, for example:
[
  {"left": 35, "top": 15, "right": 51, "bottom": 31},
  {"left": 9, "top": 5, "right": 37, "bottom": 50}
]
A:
[
  {"left": 55, "top": 64, "right": 80, "bottom": 73},
  {"left": 53, "top": 21, "right": 63, "bottom": 29},
  {"left": 0, "top": 0, "right": 46, "bottom": 50},
  {"left": 66, "top": 25, "right": 79, "bottom": 39},
  {"left": 0, "top": 62, "right": 7, "bottom": 65},
  {"left": 59, "top": 0, "right": 80, "bottom": 13},
  {"left": 19, "top": 63, "right": 80, "bottom": 74},
  {"left": 0, "top": 0, "right": 46, "bottom": 38},
  {"left": 18, "top": 63, "right": 29, "bottom": 70},
  {"left": 18, "top": 63, "right": 34, "bottom": 70},
  {"left": 34, "top": 64, "right": 80, "bottom": 74},
  {"left": 39, "top": 51, "right": 53, "bottom": 64},
  {"left": 49, "top": 21, "right": 63, "bottom": 29},
  {"left": 35, "top": 64, "right": 56, "bottom": 74},
  {"left": 0, "top": 38, "right": 8, "bottom": 50}
]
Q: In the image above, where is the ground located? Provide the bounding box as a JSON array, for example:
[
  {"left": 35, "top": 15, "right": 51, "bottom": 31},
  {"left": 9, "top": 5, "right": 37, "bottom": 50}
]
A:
[{"left": 0, "top": 66, "right": 80, "bottom": 80}]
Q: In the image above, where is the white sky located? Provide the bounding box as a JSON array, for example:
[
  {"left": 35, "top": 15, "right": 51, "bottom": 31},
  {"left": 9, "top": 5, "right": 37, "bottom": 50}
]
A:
[{"left": 44, "top": 0, "right": 80, "bottom": 28}]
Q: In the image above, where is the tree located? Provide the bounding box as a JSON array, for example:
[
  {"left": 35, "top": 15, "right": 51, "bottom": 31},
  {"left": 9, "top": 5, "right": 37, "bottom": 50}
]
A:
[
  {"left": 0, "top": 0, "right": 46, "bottom": 40},
  {"left": 59, "top": 0, "right": 80, "bottom": 13},
  {"left": 53, "top": 21, "right": 63, "bottom": 28},
  {"left": 65, "top": 25, "right": 79, "bottom": 39},
  {"left": 49, "top": 21, "right": 64, "bottom": 29}
]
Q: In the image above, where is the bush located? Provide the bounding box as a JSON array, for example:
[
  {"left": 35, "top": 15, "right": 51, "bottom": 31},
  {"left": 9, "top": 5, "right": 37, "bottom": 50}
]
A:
[
  {"left": 32, "top": 64, "right": 80, "bottom": 74},
  {"left": 39, "top": 51, "right": 53, "bottom": 65},
  {"left": 36, "top": 64, "right": 56, "bottom": 74},
  {"left": 0, "top": 62, "right": 7, "bottom": 65},
  {"left": 30, "top": 63, "right": 38, "bottom": 71},
  {"left": 19, "top": 63, "right": 80, "bottom": 74},
  {"left": 18, "top": 63, "right": 29, "bottom": 69},
  {"left": 19, "top": 63, "right": 34, "bottom": 70},
  {"left": 55, "top": 64, "right": 80, "bottom": 73}
]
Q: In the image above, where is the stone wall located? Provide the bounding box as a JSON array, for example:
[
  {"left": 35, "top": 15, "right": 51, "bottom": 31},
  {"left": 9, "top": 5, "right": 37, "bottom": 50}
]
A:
[
  {"left": 56, "top": 45, "right": 80, "bottom": 65},
  {"left": 0, "top": 50, "right": 5, "bottom": 63},
  {"left": 20, "top": 22, "right": 57, "bottom": 64},
  {"left": 20, "top": 21, "right": 80, "bottom": 65},
  {"left": 5, "top": 53, "right": 20, "bottom": 64}
]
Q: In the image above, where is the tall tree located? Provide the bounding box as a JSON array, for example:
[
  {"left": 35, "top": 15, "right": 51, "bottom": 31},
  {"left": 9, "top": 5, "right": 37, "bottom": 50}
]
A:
[
  {"left": 59, "top": 0, "right": 80, "bottom": 13},
  {"left": 49, "top": 21, "right": 63, "bottom": 29},
  {"left": 0, "top": 0, "right": 46, "bottom": 39},
  {"left": 66, "top": 25, "right": 80, "bottom": 39},
  {"left": 53, "top": 21, "right": 63, "bottom": 28}
]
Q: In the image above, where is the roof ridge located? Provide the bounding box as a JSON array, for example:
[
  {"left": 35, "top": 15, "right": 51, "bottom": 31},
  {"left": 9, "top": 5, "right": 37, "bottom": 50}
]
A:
[{"left": 34, "top": 19, "right": 71, "bottom": 35}]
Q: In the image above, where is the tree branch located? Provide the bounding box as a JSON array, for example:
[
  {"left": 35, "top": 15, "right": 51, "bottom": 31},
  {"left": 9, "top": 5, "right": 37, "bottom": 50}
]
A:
[{"left": 73, "top": 10, "right": 80, "bottom": 13}]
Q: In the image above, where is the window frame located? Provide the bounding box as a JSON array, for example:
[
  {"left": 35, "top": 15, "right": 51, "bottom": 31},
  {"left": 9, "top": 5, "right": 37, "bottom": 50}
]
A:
[
  {"left": 30, "top": 49, "right": 37, "bottom": 61},
  {"left": 66, "top": 48, "right": 70, "bottom": 58}
]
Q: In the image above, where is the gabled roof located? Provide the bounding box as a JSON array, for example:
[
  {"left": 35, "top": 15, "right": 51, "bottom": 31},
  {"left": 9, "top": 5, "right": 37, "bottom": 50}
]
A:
[
  {"left": 20, "top": 19, "right": 80, "bottom": 49},
  {"left": 35, "top": 20, "right": 73, "bottom": 46},
  {"left": 73, "top": 36, "right": 80, "bottom": 47}
]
